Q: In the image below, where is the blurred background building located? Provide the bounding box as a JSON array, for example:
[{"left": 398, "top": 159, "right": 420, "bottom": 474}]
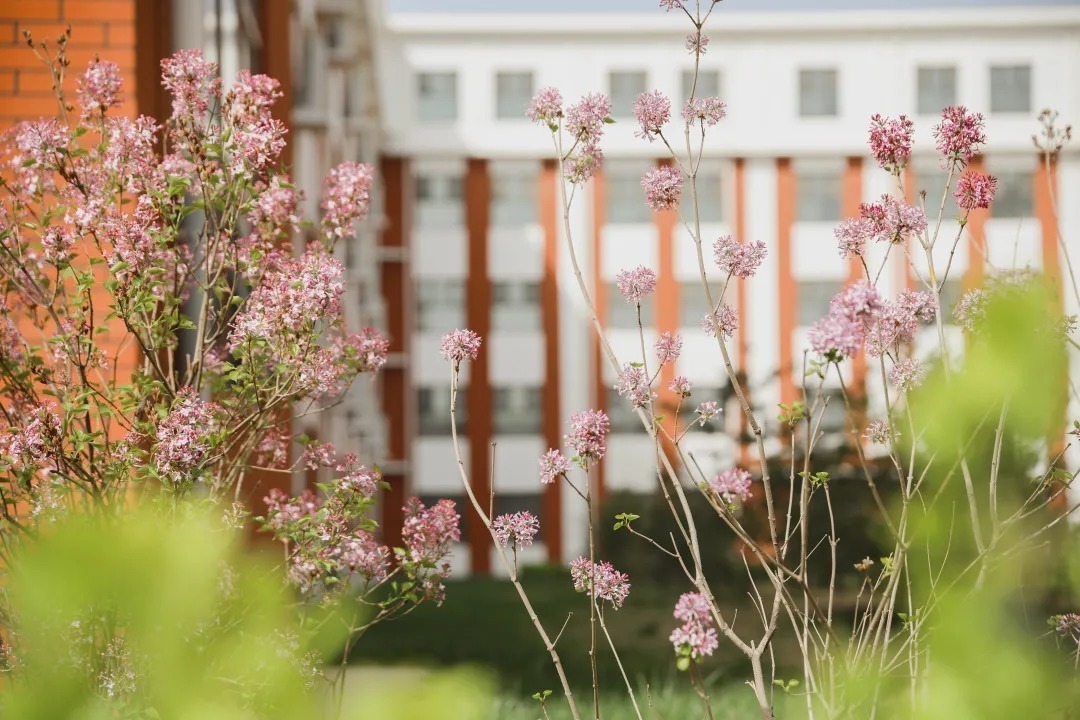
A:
[{"left": 1, "top": 0, "right": 1078, "bottom": 574}]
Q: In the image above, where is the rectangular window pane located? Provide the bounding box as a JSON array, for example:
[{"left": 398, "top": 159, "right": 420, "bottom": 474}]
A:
[
  {"left": 417, "top": 72, "right": 457, "bottom": 122},
  {"left": 917, "top": 66, "right": 957, "bottom": 116},
  {"left": 991, "top": 170, "right": 1033, "bottom": 218},
  {"left": 493, "top": 493, "right": 543, "bottom": 519},
  {"left": 416, "top": 279, "right": 465, "bottom": 332},
  {"left": 680, "top": 280, "right": 719, "bottom": 328},
  {"left": 609, "top": 71, "right": 647, "bottom": 118},
  {"left": 606, "top": 387, "right": 641, "bottom": 433},
  {"left": 496, "top": 71, "right": 534, "bottom": 120},
  {"left": 491, "top": 171, "right": 536, "bottom": 226},
  {"left": 797, "top": 280, "right": 843, "bottom": 327},
  {"left": 796, "top": 171, "right": 841, "bottom": 222},
  {"left": 418, "top": 385, "right": 466, "bottom": 435},
  {"left": 799, "top": 69, "right": 838, "bottom": 118},
  {"left": 682, "top": 69, "right": 720, "bottom": 102},
  {"left": 606, "top": 164, "right": 651, "bottom": 224},
  {"left": 415, "top": 173, "right": 463, "bottom": 227},
  {"left": 608, "top": 282, "right": 651, "bottom": 330},
  {"left": 915, "top": 166, "right": 953, "bottom": 216},
  {"left": 990, "top": 65, "right": 1031, "bottom": 114},
  {"left": 690, "top": 165, "right": 724, "bottom": 223},
  {"left": 491, "top": 281, "right": 540, "bottom": 331},
  {"left": 493, "top": 386, "right": 542, "bottom": 434}
]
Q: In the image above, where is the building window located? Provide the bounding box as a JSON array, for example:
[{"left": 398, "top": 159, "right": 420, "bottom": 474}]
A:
[
  {"left": 418, "top": 385, "right": 466, "bottom": 436},
  {"left": 493, "top": 492, "right": 544, "bottom": 521},
  {"left": 496, "top": 71, "right": 534, "bottom": 120},
  {"left": 606, "top": 164, "right": 652, "bottom": 224},
  {"left": 606, "top": 387, "right": 642, "bottom": 433},
  {"left": 797, "top": 280, "right": 843, "bottom": 327},
  {"left": 493, "top": 386, "right": 542, "bottom": 435},
  {"left": 682, "top": 69, "right": 720, "bottom": 102},
  {"left": 609, "top": 71, "right": 647, "bottom": 118},
  {"left": 415, "top": 172, "right": 463, "bottom": 227},
  {"left": 990, "top": 65, "right": 1031, "bottom": 114},
  {"left": 690, "top": 164, "right": 724, "bottom": 223},
  {"left": 491, "top": 171, "right": 536, "bottom": 226},
  {"left": 416, "top": 279, "right": 465, "bottom": 332},
  {"left": 608, "top": 282, "right": 652, "bottom": 330},
  {"left": 916, "top": 166, "right": 952, "bottom": 214},
  {"left": 990, "top": 170, "right": 1033, "bottom": 218},
  {"left": 492, "top": 281, "right": 541, "bottom": 331},
  {"left": 798, "top": 69, "right": 838, "bottom": 118},
  {"left": 796, "top": 171, "right": 841, "bottom": 222},
  {"left": 917, "top": 66, "right": 957, "bottom": 116},
  {"left": 939, "top": 279, "right": 963, "bottom": 325},
  {"left": 680, "top": 280, "right": 721, "bottom": 328},
  {"left": 417, "top": 71, "right": 457, "bottom": 122}
]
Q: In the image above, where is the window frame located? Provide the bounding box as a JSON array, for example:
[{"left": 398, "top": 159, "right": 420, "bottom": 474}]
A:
[
  {"left": 798, "top": 68, "right": 839, "bottom": 118},
  {"left": 416, "top": 70, "right": 458, "bottom": 123}
]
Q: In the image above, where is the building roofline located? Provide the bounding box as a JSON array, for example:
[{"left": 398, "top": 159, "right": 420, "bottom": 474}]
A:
[{"left": 385, "top": 7, "right": 1080, "bottom": 37}]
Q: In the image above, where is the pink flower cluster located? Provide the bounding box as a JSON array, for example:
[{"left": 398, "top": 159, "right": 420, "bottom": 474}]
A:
[
  {"left": 670, "top": 592, "right": 718, "bottom": 659},
  {"left": 321, "top": 162, "right": 375, "bottom": 240},
  {"left": 152, "top": 387, "right": 220, "bottom": 485},
  {"left": 493, "top": 511, "right": 540, "bottom": 548},
  {"left": 932, "top": 106, "right": 986, "bottom": 166},
  {"left": 615, "top": 363, "right": 656, "bottom": 410},
  {"left": 539, "top": 449, "right": 572, "bottom": 484},
  {"left": 669, "top": 375, "right": 693, "bottom": 397},
  {"left": 682, "top": 97, "right": 726, "bottom": 127},
  {"left": 633, "top": 90, "right": 671, "bottom": 142},
  {"left": 231, "top": 251, "right": 344, "bottom": 346},
  {"left": 835, "top": 195, "right": 927, "bottom": 259},
  {"left": 709, "top": 467, "right": 753, "bottom": 508},
  {"left": 401, "top": 497, "right": 462, "bottom": 604},
  {"left": 655, "top": 331, "right": 683, "bottom": 364},
  {"left": 616, "top": 265, "right": 657, "bottom": 303},
  {"left": 868, "top": 114, "right": 914, "bottom": 174},
  {"left": 702, "top": 303, "right": 738, "bottom": 339},
  {"left": 1, "top": 404, "right": 61, "bottom": 469},
  {"left": 77, "top": 58, "right": 123, "bottom": 116},
  {"left": 642, "top": 166, "right": 683, "bottom": 212},
  {"left": 685, "top": 31, "right": 709, "bottom": 55},
  {"left": 696, "top": 400, "right": 720, "bottom": 426},
  {"left": 887, "top": 358, "right": 927, "bottom": 393},
  {"left": 440, "top": 328, "right": 482, "bottom": 363},
  {"left": 864, "top": 289, "right": 936, "bottom": 358},
  {"left": 566, "top": 409, "right": 610, "bottom": 463},
  {"left": 953, "top": 288, "right": 987, "bottom": 332},
  {"left": 160, "top": 48, "right": 221, "bottom": 123},
  {"left": 713, "top": 235, "right": 768, "bottom": 279},
  {"left": 864, "top": 419, "right": 892, "bottom": 445},
  {"left": 808, "top": 281, "right": 884, "bottom": 360},
  {"left": 954, "top": 171, "right": 997, "bottom": 211},
  {"left": 570, "top": 557, "right": 631, "bottom": 610},
  {"left": 527, "top": 87, "right": 563, "bottom": 125}
]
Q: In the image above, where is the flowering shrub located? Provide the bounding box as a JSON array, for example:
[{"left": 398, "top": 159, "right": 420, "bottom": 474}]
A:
[
  {"left": 0, "top": 32, "right": 457, "bottom": 715},
  {"left": 436, "top": 2, "right": 1080, "bottom": 719}
]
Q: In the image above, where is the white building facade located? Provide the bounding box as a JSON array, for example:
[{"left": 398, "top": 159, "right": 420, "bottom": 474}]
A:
[{"left": 374, "top": 3, "right": 1080, "bottom": 574}]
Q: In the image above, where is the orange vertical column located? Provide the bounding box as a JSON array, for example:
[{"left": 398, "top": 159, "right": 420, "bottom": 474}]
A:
[
  {"left": 655, "top": 159, "right": 680, "bottom": 467},
  {"left": 734, "top": 158, "right": 751, "bottom": 465},
  {"left": 776, "top": 158, "right": 797, "bottom": 406},
  {"left": 963, "top": 157, "right": 988, "bottom": 289},
  {"left": 591, "top": 168, "right": 608, "bottom": 499},
  {"left": 843, "top": 158, "right": 867, "bottom": 395},
  {"left": 378, "top": 156, "right": 411, "bottom": 550},
  {"left": 540, "top": 159, "right": 563, "bottom": 563},
  {"left": 465, "top": 158, "right": 492, "bottom": 574},
  {"left": 1035, "top": 157, "right": 1067, "bottom": 456},
  {"left": 258, "top": 0, "right": 292, "bottom": 169}
]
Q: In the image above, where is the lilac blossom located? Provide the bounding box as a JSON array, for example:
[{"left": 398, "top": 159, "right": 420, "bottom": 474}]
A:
[
  {"left": 616, "top": 265, "right": 657, "bottom": 303},
  {"left": 566, "top": 410, "right": 610, "bottom": 463},
  {"left": 401, "top": 498, "right": 461, "bottom": 605},
  {"left": 642, "top": 166, "right": 683, "bottom": 211},
  {"left": 321, "top": 162, "right": 375, "bottom": 240},
  {"left": 713, "top": 235, "right": 768, "bottom": 279},
  {"left": 702, "top": 303, "right": 738, "bottom": 339},
  {"left": 77, "top": 58, "right": 122, "bottom": 115},
  {"left": 933, "top": 106, "right": 986, "bottom": 166},
  {"left": 868, "top": 114, "right": 914, "bottom": 174},
  {"left": 565, "top": 141, "right": 604, "bottom": 184},
  {"left": 615, "top": 363, "right": 656, "bottom": 409},
  {"left": 709, "top": 468, "right": 753, "bottom": 508},
  {"left": 954, "top": 171, "right": 997, "bottom": 211},
  {"left": 493, "top": 511, "right": 540, "bottom": 548},
  {"left": 633, "top": 90, "right": 671, "bottom": 141},
  {"left": 669, "top": 375, "right": 693, "bottom": 397},
  {"left": 670, "top": 592, "right": 718, "bottom": 659},
  {"left": 864, "top": 419, "right": 892, "bottom": 445},
  {"left": 887, "top": 358, "right": 927, "bottom": 393},
  {"left": 152, "top": 387, "right": 220, "bottom": 485},
  {"left": 440, "top": 329, "right": 482, "bottom": 363},
  {"left": 685, "top": 31, "right": 709, "bottom": 55},
  {"left": 696, "top": 400, "right": 720, "bottom": 426},
  {"left": 527, "top": 87, "right": 563, "bottom": 125},
  {"left": 539, "top": 449, "right": 572, "bottom": 484},
  {"left": 570, "top": 557, "right": 631, "bottom": 610},
  {"left": 682, "top": 97, "right": 726, "bottom": 126},
  {"left": 565, "top": 93, "right": 611, "bottom": 143},
  {"left": 655, "top": 332, "right": 683, "bottom": 364}
]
